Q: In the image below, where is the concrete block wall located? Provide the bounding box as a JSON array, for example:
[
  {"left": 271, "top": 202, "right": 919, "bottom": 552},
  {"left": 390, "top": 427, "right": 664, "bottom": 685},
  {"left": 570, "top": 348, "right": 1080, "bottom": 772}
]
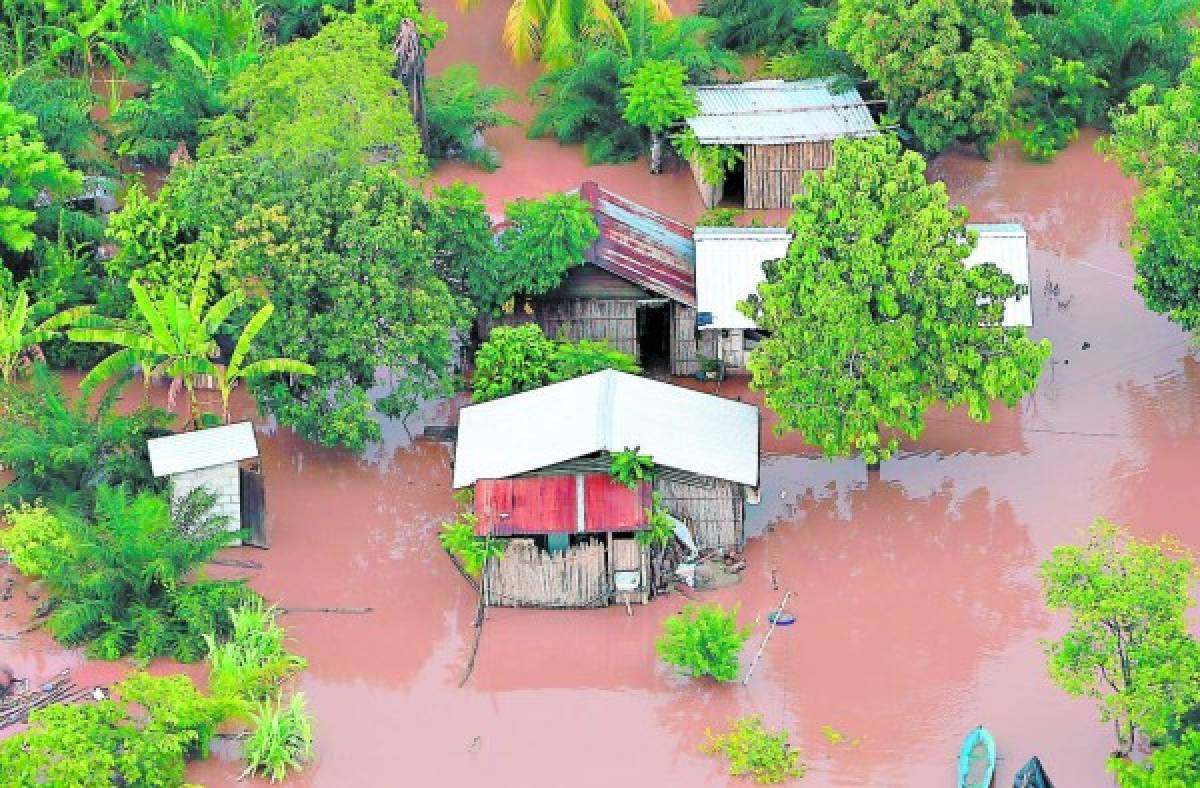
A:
[{"left": 170, "top": 462, "right": 241, "bottom": 533}]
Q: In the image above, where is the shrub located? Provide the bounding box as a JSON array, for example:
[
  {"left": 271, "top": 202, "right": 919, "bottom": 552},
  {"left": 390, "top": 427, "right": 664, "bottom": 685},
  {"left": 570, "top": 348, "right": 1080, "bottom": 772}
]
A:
[
  {"left": 700, "top": 716, "right": 806, "bottom": 784},
  {"left": 636, "top": 493, "right": 675, "bottom": 548},
  {"left": 673, "top": 129, "right": 742, "bottom": 188},
  {"left": 426, "top": 64, "right": 516, "bottom": 171},
  {"left": 242, "top": 693, "right": 315, "bottom": 783},
  {"left": 472, "top": 325, "right": 639, "bottom": 402},
  {"left": 439, "top": 513, "right": 505, "bottom": 576},
  {"left": 207, "top": 600, "right": 307, "bottom": 704},
  {"left": 610, "top": 447, "right": 653, "bottom": 489},
  {"left": 657, "top": 603, "right": 751, "bottom": 682},
  {"left": 0, "top": 502, "right": 72, "bottom": 577}
]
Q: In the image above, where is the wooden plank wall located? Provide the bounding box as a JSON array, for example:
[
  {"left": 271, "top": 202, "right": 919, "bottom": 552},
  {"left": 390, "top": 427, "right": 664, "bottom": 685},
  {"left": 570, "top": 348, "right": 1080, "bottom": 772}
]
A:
[
  {"left": 610, "top": 538, "right": 650, "bottom": 605},
  {"left": 484, "top": 539, "right": 612, "bottom": 608},
  {"left": 655, "top": 478, "right": 745, "bottom": 550},
  {"left": 744, "top": 142, "right": 833, "bottom": 210},
  {"left": 669, "top": 303, "right": 717, "bottom": 376}
]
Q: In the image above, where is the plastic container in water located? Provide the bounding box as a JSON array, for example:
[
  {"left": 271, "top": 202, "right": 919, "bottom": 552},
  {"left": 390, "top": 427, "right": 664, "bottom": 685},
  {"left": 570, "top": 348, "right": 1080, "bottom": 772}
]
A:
[{"left": 767, "top": 612, "right": 796, "bottom": 626}]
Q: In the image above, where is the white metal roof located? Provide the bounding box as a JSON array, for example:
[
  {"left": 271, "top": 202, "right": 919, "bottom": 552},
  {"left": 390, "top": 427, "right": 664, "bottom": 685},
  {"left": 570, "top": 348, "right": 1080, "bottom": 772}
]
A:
[
  {"left": 695, "top": 227, "right": 792, "bottom": 330},
  {"left": 963, "top": 224, "right": 1033, "bottom": 328},
  {"left": 453, "top": 370, "right": 759, "bottom": 488},
  {"left": 694, "top": 223, "right": 1034, "bottom": 330},
  {"left": 686, "top": 79, "right": 877, "bottom": 145},
  {"left": 147, "top": 421, "right": 259, "bottom": 477}
]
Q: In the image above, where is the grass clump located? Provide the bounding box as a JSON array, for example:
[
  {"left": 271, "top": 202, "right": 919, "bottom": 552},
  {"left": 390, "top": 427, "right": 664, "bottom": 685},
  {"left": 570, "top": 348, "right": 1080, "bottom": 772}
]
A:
[{"left": 242, "top": 693, "right": 315, "bottom": 783}]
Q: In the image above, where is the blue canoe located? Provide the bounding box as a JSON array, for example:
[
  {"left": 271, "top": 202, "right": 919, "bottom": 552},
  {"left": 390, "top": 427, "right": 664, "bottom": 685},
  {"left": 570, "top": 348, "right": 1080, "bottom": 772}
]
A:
[{"left": 958, "top": 726, "right": 996, "bottom": 788}]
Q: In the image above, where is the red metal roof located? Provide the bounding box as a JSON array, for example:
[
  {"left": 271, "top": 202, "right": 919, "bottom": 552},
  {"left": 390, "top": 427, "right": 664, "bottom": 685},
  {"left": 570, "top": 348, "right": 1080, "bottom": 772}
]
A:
[
  {"left": 474, "top": 474, "right": 651, "bottom": 536},
  {"left": 578, "top": 182, "right": 697, "bottom": 307}
]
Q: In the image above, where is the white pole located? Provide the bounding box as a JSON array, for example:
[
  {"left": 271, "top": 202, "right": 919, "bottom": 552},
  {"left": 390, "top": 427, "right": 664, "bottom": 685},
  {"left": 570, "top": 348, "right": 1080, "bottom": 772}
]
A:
[{"left": 742, "top": 590, "right": 792, "bottom": 686}]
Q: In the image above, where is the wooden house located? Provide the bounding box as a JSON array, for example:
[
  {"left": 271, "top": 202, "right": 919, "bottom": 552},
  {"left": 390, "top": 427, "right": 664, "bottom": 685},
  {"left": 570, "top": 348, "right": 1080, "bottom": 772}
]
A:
[
  {"left": 491, "top": 182, "right": 710, "bottom": 376},
  {"left": 694, "top": 224, "right": 1035, "bottom": 372},
  {"left": 685, "top": 79, "right": 877, "bottom": 209},
  {"left": 146, "top": 421, "right": 267, "bottom": 546},
  {"left": 452, "top": 369, "right": 760, "bottom": 608}
]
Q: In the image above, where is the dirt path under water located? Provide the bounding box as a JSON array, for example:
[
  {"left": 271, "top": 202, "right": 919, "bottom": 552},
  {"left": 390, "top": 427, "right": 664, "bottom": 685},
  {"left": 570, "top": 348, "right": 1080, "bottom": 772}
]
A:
[{"left": 4, "top": 6, "right": 1200, "bottom": 785}]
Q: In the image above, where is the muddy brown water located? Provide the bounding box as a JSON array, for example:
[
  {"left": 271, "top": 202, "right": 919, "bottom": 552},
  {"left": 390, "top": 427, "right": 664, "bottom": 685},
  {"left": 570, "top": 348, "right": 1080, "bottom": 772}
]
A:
[{"left": 4, "top": 6, "right": 1200, "bottom": 786}]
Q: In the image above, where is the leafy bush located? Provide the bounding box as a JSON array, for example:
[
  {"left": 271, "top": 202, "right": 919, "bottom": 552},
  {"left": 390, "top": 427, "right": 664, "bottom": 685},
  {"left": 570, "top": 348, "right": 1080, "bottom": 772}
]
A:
[
  {"left": 426, "top": 64, "right": 516, "bottom": 171},
  {"left": 242, "top": 693, "right": 315, "bottom": 783},
  {"left": 471, "top": 324, "right": 640, "bottom": 402},
  {"left": 1111, "top": 728, "right": 1200, "bottom": 787},
  {"left": 696, "top": 207, "right": 743, "bottom": 227},
  {"left": 353, "top": 0, "right": 446, "bottom": 49},
  {"left": 610, "top": 447, "right": 653, "bottom": 489},
  {"left": 0, "top": 501, "right": 71, "bottom": 577},
  {"left": 700, "top": 716, "right": 806, "bottom": 784},
  {"left": 1012, "top": 57, "right": 1107, "bottom": 160},
  {"left": 656, "top": 603, "right": 751, "bottom": 682},
  {"left": 207, "top": 600, "right": 307, "bottom": 704},
  {"left": 0, "top": 672, "right": 236, "bottom": 787},
  {"left": 622, "top": 59, "right": 696, "bottom": 133},
  {"left": 439, "top": 513, "right": 505, "bottom": 576},
  {"left": 0, "top": 365, "right": 170, "bottom": 508},
  {"left": 636, "top": 493, "right": 675, "bottom": 548},
  {"left": 1, "top": 64, "right": 104, "bottom": 170},
  {"left": 674, "top": 129, "right": 742, "bottom": 187}
]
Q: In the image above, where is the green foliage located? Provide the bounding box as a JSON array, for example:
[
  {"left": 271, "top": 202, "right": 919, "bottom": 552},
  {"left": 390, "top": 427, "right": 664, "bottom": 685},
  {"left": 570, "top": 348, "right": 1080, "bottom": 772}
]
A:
[
  {"left": 656, "top": 603, "right": 750, "bottom": 682},
  {"left": 488, "top": 192, "right": 599, "bottom": 306},
  {"left": 0, "top": 501, "right": 71, "bottom": 577},
  {"left": 1041, "top": 518, "right": 1200, "bottom": 755},
  {"left": 636, "top": 492, "right": 674, "bottom": 547},
  {"left": 206, "top": 600, "right": 307, "bottom": 705},
  {"left": 1100, "top": 52, "right": 1200, "bottom": 331},
  {"left": 495, "top": 0, "right": 638, "bottom": 67},
  {"left": 610, "top": 446, "right": 653, "bottom": 489},
  {"left": 0, "top": 286, "right": 92, "bottom": 381},
  {"left": 622, "top": 59, "right": 696, "bottom": 133},
  {"left": 673, "top": 128, "right": 741, "bottom": 187},
  {"left": 213, "top": 300, "right": 316, "bottom": 423},
  {"left": 743, "top": 135, "right": 1051, "bottom": 462},
  {"left": 439, "top": 512, "right": 505, "bottom": 576},
  {"left": 0, "top": 672, "right": 236, "bottom": 786},
  {"left": 352, "top": 0, "right": 447, "bottom": 49},
  {"left": 242, "top": 693, "right": 315, "bottom": 783},
  {"left": 471, "top": 324, "right": 639, "bottom": 402},
  {"left": 829, "top": 0, "right": 1024, "bottom": 154},
  {"left": 23, "top": 236, "right": 113, "bottom": 369},
  {"left": 0, "top": 99, "right": 82, "bottom": 253},
  {"left": 1, "top": 64, "right": 104, "bottom": 169},
  {"left": 1013, "top": 56, "right": 1107, "bottom": 160},
  {"left": 426, "top": 64, "right": 516, "bottom": 172},
  {"left": 37, "top": 0, "right": 129, "bottom": 77},
  {"left": 0, "top": 365, "right": 169, "bottom": 507},
  {"left": 700, "top": 716, "right": 806, "bottom": 784},
  {"left": 1112, "top": 729, "right": 1200, "bottom": 787},
  {"left": 200, "top": 16, "right": 426, "bottom": 170},
  {"left": 696, "top": 207, "right": 743, "bottom": 227}
]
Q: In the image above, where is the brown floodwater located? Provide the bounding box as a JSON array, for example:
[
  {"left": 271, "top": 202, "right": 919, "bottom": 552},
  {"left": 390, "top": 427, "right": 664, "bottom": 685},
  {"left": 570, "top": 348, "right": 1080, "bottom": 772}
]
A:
[{"left": 4, "top": 5, "right": 1200, "bottom": 785}]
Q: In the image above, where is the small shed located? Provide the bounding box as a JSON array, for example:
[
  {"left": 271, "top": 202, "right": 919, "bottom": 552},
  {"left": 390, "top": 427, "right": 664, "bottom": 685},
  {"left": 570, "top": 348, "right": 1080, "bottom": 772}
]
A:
[
  {"left": 489, "top": 182, "right": 711, "bottom": 375},
  {"left": 685, "top": 78, "right": 877, "bottom": 209},
  {"left": 454, "top": 370, "right": 760, "bottom": 608},
  {"left": 694, "top": 223, "right": 1036, "bottom": 370},
  {"left": 147, "top": 421, "right": 265, "bottom": 544}
]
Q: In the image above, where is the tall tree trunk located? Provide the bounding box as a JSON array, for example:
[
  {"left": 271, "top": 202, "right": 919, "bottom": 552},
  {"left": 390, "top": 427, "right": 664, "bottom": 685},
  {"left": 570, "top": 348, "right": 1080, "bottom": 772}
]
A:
[
  {"left": 392, "top": 19, "right": 429, "bottom": 154},
  {"left": 650, "top": 131, "right": 664, "bottom": 175}
]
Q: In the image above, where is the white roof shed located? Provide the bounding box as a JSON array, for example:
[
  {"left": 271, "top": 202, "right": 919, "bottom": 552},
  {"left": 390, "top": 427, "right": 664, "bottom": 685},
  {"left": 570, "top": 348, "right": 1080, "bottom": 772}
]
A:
[
  {"left": 686, "top": 79, "right": 877, "bottom": 145},
  {"left": 452, "top": 370, "right": 760, "bottom": 489},
  {"left": 694, "top": 223, "right": 1034, "bottom": 330},
  {"left": 147, "top": 421, "right": 260, "bottom": 477}
]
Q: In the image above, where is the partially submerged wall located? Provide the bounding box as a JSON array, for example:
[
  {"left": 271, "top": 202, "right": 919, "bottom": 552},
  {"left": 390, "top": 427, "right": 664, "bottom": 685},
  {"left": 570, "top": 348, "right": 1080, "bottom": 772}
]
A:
[{"left": 655, "top": 478, "right": 744, "bottom": 550}]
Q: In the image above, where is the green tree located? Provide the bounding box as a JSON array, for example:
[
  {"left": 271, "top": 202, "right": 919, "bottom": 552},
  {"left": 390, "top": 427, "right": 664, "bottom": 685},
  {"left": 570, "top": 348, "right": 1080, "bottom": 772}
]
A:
[
  {"left": 214, "top": 301, "right": 315, "bottom": 423},
  {"left": 199, "top": 16, "right": 425, "bottom": 170},
  {"left": 0, "top": 100, "right": 82, "bottom": 253},
  {"left": 471, "top": 324, "right": 639, "bottom": 402},
  {"left": 1040, "top": 518, "right": 1200, "bottom": 755},
  {"left": 829, "top": 0, "right": 1024, "bottom": 154},
  {"left": 0, "top": 287, "right": 92, "bottom": 381},
  {"left": 488, "top": 192, "right": 599, "bottom": 308},
  {"left": 622, "top": 59, "right": 696, "bottom": 174},
  {"left": 742, "top": 135, "right": 1050, "bottom": 462},
  {"left": 1112, "top": 729, "right": 1200, "bottom": 787},
  {"left": 1100, "top": 52, "right": 1200, "bottom": 330},
  {"left": 656, "top": 603, "right": 751, "bottom": 682}
]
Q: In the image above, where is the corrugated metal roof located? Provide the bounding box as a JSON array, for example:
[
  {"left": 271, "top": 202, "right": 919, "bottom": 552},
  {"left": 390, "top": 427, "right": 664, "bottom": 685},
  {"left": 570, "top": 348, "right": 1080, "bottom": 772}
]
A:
[
  {"left": 453, "top": 370, "right": 759, "bottom": 488},
  {"left": 686, "top": 79, "right": 877, "bottom": 145},
  {"left": 473, "top": 475, "right": 650, "bottom": 535},
  {"left": 577, "top": 182, "right": 697, "bottom": 306},
  {"left": 694, "top": 223, "right": 1034, "bottom": 330},
  {"left": 695, "top": 227, "right": 791, "bottom": 329},
  {"left": 964, "top": 224, "right": 1033, "bottom": 328},
  {"left": 147, "top": 421, "right": 259, "bottom": 477}
]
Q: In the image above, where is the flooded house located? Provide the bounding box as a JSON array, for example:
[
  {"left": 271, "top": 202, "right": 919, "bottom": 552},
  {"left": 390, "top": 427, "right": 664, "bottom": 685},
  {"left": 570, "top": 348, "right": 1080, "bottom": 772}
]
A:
[
  {"left": 694, "top": 224, "right": 1035, "bottom": 372},
  {"left": 684, "top": 78, "right": 878, "bottom": 209},
  {"left": 146, "top": 421, "right": 267, "bottom": 545},
  {"left": 489, "top": 181, "right": 710, "bottom": 375},
  {"left": 452, "top": 369, "right": 759, "bottom": 608}
]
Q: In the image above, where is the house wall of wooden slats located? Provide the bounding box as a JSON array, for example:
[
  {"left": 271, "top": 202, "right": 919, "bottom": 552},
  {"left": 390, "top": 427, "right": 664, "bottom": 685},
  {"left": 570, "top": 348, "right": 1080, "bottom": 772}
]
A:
[
  {"left": 483, "top": 538, "right": 651, "bottom": 608},
  {"left": 670, "top": 303, "right": 717, "bottom": 376},
  {"left": 655, "top": 478, "right": 745, "bottom": 549},
  {"left": 744, "top": 141, "right": 833, "bottom": 210}
]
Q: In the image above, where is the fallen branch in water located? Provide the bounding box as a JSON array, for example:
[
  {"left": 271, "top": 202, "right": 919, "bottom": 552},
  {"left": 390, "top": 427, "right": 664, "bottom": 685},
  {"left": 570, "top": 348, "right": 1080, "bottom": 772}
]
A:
[
  {"left": 208, "top": 558, "right": 263, "bottom": 569},
  {"left": 279, "top": 606, "right": 373, "bottom": 615}
]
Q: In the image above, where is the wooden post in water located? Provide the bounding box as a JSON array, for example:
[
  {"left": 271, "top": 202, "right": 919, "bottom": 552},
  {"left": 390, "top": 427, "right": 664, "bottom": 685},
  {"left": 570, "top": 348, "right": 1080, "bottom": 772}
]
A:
[{"left": 742, "top": 590, "right": 792, "bottom": 686}]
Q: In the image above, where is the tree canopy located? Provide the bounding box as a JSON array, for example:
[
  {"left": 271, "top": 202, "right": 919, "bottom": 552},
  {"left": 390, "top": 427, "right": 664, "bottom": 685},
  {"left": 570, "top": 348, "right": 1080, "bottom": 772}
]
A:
[
  {"left": 1100, "top": 49, "right": 1200, "bottom": 330},
  {"left": 0, "top": 100, "right": 81, "bottom": 253},
  {"left": 828, "top": 0, "right": 1023, "bottom": 154},
  {"left": 741, "top": 135, "right": 1051, "bottom": 462}
]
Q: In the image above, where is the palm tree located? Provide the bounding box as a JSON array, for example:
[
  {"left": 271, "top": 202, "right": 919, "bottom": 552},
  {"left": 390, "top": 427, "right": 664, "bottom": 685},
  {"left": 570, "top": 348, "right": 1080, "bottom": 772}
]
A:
[
  {"left": 460, "top": 0, "right": 671, "bottom": 67},
  {"left": 214, "top": 302, "right": 314, "bottom": 423},
  {"left": 0, "top": 288, "right": 93, "bottom": 382},
  {"left": 69, "top": 263, "right": 242, "bottom": 425}
]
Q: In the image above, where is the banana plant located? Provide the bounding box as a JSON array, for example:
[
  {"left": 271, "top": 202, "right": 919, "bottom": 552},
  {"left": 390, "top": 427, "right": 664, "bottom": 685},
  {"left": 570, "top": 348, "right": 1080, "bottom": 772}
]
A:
[
  {"left": 214, "top": 301, "right": 314, "bottom": 423},
  {"left": 38, "top": 0, "right": 129, "bottom": 77},
  {"left": 69, "top": 262, "right": 242, "bottom": 426},
  {"left": 0, "top": 288, "right": 93, "bottom": 382}
]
